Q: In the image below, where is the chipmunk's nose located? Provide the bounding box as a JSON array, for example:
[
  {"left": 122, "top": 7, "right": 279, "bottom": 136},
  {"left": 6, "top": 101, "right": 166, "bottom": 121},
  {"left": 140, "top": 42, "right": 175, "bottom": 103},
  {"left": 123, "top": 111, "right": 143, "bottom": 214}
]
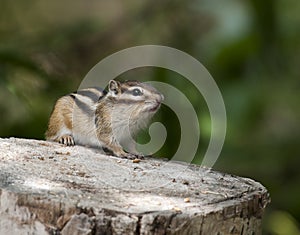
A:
[
  {"left": 160, "top": 94, "right": 164, "bottom": 101},
  {"left": 157, "top": 93, "right": 164, "bottom": 103}
]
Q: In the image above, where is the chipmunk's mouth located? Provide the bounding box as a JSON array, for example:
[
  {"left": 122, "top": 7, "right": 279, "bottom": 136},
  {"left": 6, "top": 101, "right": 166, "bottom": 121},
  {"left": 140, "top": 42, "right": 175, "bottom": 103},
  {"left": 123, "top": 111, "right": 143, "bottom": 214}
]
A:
[{"left": 148, "top": 101, "right": 161, "bottom": 112}]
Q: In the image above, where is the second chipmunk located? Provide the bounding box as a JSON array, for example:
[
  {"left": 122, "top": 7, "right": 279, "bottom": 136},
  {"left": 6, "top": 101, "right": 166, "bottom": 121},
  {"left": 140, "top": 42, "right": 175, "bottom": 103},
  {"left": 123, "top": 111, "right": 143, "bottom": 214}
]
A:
[{"left": 45, "top": 80, "right": 164, "bottom": 159}]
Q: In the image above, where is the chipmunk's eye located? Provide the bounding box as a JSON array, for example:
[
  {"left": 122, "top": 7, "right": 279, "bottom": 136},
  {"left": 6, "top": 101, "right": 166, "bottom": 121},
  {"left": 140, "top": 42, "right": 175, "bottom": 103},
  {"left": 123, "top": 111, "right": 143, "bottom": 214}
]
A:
[{"left": 132, "top": 88, "right": 143, "bottom": 96}]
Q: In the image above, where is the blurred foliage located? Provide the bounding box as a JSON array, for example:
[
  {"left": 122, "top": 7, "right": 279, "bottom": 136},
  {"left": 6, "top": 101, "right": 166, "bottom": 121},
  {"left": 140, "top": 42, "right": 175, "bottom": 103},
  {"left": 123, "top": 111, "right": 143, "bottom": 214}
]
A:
[{"left": 0, "top": 0, "right": 300, "bottom": 234}]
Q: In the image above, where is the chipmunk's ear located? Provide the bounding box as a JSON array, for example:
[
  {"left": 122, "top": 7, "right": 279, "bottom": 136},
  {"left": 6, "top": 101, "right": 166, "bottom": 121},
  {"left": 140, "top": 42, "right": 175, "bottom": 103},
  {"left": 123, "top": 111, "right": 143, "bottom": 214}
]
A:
[{"left": 108, "top": 80, "right": 120, "bottom": 95}]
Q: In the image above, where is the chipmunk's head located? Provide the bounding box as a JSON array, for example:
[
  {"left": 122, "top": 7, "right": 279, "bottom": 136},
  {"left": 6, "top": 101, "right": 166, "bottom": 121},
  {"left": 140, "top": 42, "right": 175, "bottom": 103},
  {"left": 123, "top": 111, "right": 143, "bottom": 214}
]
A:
[
  {"left": 106, "top": 80, "right": 163, "bottom": 129},
  {"left": 108, "top": 79, "right": 163, "bottom": 113}
]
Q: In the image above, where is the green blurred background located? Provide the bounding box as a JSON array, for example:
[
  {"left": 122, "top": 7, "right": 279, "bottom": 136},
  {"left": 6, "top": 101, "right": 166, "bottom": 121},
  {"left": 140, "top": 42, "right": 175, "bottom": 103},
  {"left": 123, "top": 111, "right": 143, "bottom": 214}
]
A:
[{"left": 0, "top": 0, "right": 299, "bottom": 234}]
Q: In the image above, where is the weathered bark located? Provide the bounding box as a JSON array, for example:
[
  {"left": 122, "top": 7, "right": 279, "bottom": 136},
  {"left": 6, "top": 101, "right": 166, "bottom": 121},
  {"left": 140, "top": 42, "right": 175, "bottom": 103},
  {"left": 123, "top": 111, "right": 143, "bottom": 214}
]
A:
[{"left": 0, "top": 137, "right": 270, "bottom": 235}]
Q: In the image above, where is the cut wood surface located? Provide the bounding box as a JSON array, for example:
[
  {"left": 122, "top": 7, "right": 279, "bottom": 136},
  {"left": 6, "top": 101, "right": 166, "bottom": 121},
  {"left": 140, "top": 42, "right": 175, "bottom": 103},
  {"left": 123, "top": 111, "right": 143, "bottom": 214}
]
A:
[{"left": 0, "top": 138, "right": 270, "bottom": 235}]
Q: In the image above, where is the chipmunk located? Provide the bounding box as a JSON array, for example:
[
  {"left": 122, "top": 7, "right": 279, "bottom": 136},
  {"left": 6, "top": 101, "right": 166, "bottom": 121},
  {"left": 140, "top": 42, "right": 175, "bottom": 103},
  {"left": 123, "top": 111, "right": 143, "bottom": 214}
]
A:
[{"left": 45, "top": 80, "right": 163, "bottom": 159}]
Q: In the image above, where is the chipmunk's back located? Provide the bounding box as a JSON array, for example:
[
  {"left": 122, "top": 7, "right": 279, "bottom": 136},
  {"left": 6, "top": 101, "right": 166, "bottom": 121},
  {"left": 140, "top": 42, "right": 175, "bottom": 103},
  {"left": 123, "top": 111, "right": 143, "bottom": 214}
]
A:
[{"left": 45, "top": 87, "right": 104, "bottom": 146}]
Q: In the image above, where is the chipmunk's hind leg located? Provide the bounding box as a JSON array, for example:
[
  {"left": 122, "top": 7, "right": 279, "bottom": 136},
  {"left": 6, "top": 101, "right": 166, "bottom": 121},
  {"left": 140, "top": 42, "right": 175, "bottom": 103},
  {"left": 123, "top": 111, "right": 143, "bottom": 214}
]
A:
[
  {"left": 58, "top": 134, "right": 75, "bottom": 146},
  {"left": 45, "top": 96, "right": 75, "bottom": 146}
]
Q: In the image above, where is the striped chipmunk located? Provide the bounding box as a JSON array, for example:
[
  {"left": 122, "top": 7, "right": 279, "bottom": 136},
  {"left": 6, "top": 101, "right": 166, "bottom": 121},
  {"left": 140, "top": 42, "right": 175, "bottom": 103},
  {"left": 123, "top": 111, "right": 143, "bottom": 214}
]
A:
[{"left": 45, "top": 80, "right": 164, "bottom": 159}]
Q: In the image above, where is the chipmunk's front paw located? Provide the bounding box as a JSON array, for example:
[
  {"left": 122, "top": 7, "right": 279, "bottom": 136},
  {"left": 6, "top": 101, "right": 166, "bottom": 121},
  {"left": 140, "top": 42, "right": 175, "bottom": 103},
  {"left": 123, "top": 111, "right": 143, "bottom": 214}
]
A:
[
  {"left": 58, "top": 135, "right": 75, "bottom": 146},
  {"left": 104, "top": 146, "right": 144, "bottom": 160},
  {"left": 119, "top": 152, "right": 137, "bottom": 160},
  {"left": 132, "top": 153, "right": 145, "bottom": 159},
  {"left": 121, "top": 151, "right": 148, "bottom": 160}
]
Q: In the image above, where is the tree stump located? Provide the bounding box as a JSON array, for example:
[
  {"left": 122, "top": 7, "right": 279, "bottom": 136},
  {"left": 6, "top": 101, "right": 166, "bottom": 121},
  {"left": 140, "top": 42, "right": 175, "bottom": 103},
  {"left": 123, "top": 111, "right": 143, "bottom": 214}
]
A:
[{"left": 0, "top": 138, "right": 270, "bottom": 235}]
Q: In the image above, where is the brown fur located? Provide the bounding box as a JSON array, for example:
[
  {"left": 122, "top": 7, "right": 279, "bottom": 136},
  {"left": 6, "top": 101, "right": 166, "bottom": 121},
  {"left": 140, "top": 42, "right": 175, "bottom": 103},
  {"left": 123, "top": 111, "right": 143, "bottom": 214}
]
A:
[{"left": 45, "top": 96, "right": 74, "bottom": 141}]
